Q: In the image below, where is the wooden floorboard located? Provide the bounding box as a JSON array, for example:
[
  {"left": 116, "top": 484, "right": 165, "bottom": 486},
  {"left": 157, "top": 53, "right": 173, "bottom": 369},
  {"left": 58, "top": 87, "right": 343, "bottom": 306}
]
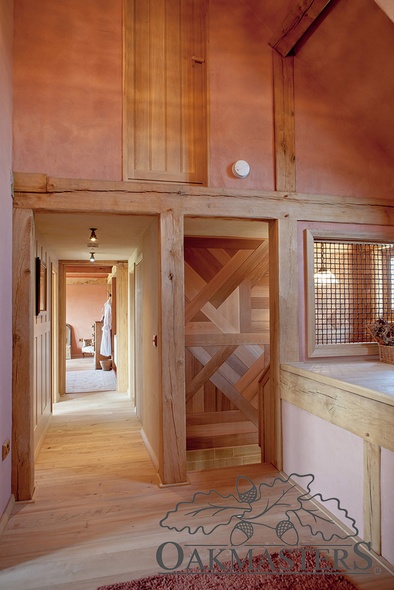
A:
[{"left": 0, "top": 390, "right": 392, "bottom": 589}]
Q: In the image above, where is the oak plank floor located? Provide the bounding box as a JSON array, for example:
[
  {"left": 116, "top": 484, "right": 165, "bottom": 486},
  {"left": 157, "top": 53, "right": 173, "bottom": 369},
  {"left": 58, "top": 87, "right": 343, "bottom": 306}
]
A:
[{"left": 0, "top": 389, "right": 392, "bottom": 589}]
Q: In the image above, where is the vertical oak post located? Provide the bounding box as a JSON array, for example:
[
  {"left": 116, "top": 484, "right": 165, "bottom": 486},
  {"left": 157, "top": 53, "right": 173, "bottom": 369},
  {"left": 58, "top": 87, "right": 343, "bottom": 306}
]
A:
[
  {"left": 269, "top": 218, "right": 299, "bottom": 470},
  {"left": 12, "top": 208, "right": 35, "bottom": 500},
  {"left": 58, "top": 262, "right": 66, "bottom": 396},
  {"left": 364, "top": 440, "right": 381, "bottom": 554},
  {"left": 273, "top": 51, "right": 296, "bottom": 192},
  {"left": 159, "top": 210, "right": 187, "bottom": 484},
  {"left": 116, "top": 262, "right": 129, "bottom": 393}
]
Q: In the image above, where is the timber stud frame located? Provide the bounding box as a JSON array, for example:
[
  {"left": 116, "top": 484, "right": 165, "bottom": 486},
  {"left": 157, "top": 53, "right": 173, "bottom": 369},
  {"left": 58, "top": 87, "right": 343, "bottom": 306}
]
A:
[{"left": 11, "top": 172, "right": 394, "bottom": 499}]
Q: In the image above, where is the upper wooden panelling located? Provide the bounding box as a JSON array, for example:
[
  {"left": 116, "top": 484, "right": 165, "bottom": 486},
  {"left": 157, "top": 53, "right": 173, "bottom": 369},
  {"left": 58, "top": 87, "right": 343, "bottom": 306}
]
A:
[{"left": 124, "top": 0, "right": 207, "bottom": 184}]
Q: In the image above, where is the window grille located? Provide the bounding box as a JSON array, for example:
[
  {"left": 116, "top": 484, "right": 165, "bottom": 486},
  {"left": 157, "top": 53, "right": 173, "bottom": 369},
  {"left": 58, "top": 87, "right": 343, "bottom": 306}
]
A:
[{"left": 313, "top": 241, "right": 394, "bottom": 345}]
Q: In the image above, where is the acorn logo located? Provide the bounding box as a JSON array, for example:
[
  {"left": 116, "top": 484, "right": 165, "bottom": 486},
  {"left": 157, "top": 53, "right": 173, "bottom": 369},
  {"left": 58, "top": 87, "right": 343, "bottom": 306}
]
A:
[
  {"left": 230, "top": 520, "right": 254, "bottom": 546},
  {"left": 276, "top": 519, "right": 299, "bottom": 546}
]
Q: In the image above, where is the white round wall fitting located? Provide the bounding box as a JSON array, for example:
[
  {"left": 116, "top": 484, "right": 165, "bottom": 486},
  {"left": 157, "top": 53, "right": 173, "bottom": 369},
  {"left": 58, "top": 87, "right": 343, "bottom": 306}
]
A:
[{"left": 232, "top": 160, "right": 250, "bottom": 179}]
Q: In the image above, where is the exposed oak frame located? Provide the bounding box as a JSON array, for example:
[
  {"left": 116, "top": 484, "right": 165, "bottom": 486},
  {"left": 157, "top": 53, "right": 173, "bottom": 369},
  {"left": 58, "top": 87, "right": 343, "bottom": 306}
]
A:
[
  {"left": 11, "top": 172, "right": 394, "bottom": 499},
  {"left": 269, "top": 0, "right": 334, "bottom": 57}
]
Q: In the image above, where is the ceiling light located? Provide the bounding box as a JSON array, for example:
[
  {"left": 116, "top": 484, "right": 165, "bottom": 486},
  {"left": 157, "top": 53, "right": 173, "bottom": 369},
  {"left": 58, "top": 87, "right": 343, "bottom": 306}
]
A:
[
  {"left": 89, "top": 228, "right": 98, "bottom": 242},
  {"left": 89, "top": 252, "right": 95, "bottom": 263},
  {"left": 314, "top": 242, "right": 337, "bottom": 285}
]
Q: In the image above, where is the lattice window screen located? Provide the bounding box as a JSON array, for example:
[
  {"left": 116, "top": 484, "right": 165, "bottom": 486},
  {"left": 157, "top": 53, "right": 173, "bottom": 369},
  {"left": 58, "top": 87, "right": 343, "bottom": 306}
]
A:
[{"left": 313, "top": 241, "right": 394, "bottom": 345}]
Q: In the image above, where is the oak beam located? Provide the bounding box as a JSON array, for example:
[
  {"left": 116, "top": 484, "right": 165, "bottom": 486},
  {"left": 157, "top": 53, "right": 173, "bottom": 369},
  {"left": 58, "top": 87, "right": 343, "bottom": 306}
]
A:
[
  {"left": 269, "top": 219, "right": 299, "bottom": 470},
  {"left": 159, "top": 210, "right": 187, "bottom": 485},
  {"left": 115, "top": 263, "right": 129, "bottom": 393},
  {"left": 14, "top": 189, "right": 394, "bottom": 226},
  {"left": 273, "top": 52, "right": 296, "bottom": 192},
  {"left": 269, "top": 0, "right": 333, "bottom": 57},
  {"left": 58, "top": 262, "right": 67, "bottom": 396},
  {"left": 12, "top": 209, "right": 35, "bottom": 500},
  {"left": 13, "top": 172, "right": 47, "bottom": 193},
  {"left": 363, "top": 440, "right": 381, "bottom": 554}
]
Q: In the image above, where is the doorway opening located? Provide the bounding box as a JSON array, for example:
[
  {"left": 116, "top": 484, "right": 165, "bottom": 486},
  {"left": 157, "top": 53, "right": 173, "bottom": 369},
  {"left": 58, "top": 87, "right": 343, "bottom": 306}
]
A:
[
  {"left": 65, "top": 263, "right": 116, "bottom": 394},
  {"left": 28, "top": 212, "right": 158, "bottom": 493},
  {"left": 184, "top": 217, "right": 270, "bottom": 471}
]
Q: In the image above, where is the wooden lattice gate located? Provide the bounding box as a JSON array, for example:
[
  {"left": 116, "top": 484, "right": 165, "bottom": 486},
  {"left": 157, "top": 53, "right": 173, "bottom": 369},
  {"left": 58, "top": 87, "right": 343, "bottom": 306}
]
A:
[{"left": 184, "top": 236, "right": 270, "bottom": 451}]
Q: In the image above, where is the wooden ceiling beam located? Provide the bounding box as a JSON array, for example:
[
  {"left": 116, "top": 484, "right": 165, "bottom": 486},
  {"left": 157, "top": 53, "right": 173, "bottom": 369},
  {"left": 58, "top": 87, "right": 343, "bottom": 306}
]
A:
[
  {"left": 269, "top": 0, "right": 333, "bottom": 57},
  {"left": 373, "top": 0, "right": 394, "bottom": 24}
]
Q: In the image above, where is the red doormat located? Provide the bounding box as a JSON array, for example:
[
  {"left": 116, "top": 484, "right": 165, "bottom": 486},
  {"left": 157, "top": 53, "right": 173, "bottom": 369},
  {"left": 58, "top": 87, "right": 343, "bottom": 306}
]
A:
[{"left": 97, "top": 549, "right": 357, "bottom": 589}]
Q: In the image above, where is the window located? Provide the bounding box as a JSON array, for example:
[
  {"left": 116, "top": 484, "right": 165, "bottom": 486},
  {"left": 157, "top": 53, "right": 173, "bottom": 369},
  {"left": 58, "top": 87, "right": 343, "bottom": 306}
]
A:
[{"left": 305, "top": 230, "right": 394, "bottom": 357}]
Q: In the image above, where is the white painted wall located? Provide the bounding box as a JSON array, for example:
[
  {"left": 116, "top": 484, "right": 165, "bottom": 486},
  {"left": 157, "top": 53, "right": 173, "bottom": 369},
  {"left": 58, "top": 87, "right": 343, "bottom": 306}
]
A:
[
  {"left": 282, "top": 400, "right": 364, "bottom": 534},
  {"left": 381, "top": 447, "right": 394, "bottom": 565}
]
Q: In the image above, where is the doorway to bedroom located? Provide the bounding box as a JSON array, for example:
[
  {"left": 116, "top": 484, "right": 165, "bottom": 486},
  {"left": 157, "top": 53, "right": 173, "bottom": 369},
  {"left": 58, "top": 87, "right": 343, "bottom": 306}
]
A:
[{"left": 65, "top": 264, "right": 117, "bottom": 394}]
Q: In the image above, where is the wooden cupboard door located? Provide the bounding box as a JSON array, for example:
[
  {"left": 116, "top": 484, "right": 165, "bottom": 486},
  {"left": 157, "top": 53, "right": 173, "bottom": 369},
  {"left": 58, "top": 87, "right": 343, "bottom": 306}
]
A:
[{"left": 124, "top": 0, "right": 207, "bottom": 184}]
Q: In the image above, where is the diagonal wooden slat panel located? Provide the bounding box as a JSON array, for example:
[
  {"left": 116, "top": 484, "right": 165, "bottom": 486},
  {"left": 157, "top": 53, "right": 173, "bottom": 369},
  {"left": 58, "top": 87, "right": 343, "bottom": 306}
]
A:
[
  {"left": 184, "top": 247, "right": 224, "bottom": 283},
  {"left": 185, "top": 262, "right": 241, "bottom": 333},
  {"left": 250, "top": 250, "right": 270, "bottom": 287},
  {"left": 186, "top": 345, "right": 237, "bottom": 402},
  {"left": 239, "top": 278, "right": 252, "bottom": 332},
  {"left": 201, "top": 302, "right": 239, "bottom": 333},
  {"left": 207, "top": 248, "right": 232, "bottom": 266},
  {"left": 217, "top": 288, "right": 240, "bottom": 332},
  {"left": 210, "top": 240, "right": 269, "bottom": 308},
  {"left": 184, "top": 260, "right": 207, "bottom": 299},
  {"left": 203, "top": 347, "right": 240, "bottom": 386},
  {"left": 235, "top": 353, "right": 267, "bottom": 394},
  {"left": 185, "top": 250, "right": 252, "bottom": 323},
  {"left": 234, "top": 344, "right": 264, "bottom": 366},
  {"left": 188, "top": 347, "right": 258, "bottom": 426},
  {"left": 224, "top": 351, "right": 249, "bottom": 377}
]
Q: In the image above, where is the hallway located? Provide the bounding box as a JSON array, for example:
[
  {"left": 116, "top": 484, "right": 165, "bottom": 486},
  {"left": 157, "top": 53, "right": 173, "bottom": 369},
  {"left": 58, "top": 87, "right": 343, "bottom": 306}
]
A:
[
  {"left": 65, "top": 358, "right": 117, "bottom": 393},
  {"left": 0, "top": 391, "right": 392, "bottom": 589}
]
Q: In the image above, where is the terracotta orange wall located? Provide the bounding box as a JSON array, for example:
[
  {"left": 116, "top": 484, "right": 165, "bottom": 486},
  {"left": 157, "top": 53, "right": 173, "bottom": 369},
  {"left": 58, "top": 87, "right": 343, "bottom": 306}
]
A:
[
  {"left": 294, "top": 0, "right": 394, "bottom": 199},
  {"left": 13, "top": 0, "right": 122, "bottom": 180},
  {"left": 0, "top": 0, "right": 13, "bottom": 517},
  {"left": 12, "top": 0, "right": 394, "bottom": 198},
  {"left": 66, "top": 283, "right": 108, "bottom": 357},
  {"left": 207, "top": 0, "right": 275, "bottom": 190}
]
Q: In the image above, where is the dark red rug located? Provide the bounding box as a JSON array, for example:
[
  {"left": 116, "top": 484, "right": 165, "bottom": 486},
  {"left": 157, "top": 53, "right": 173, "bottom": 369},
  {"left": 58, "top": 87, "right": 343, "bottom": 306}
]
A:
[{"left": 97, "top": 549, "right": 358, "bottom": 589}]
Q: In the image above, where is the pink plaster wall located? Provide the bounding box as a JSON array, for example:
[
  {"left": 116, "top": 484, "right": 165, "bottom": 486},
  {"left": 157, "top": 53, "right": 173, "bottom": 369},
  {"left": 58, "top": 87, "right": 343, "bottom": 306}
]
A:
[
  {"left": 207, "top": 0, "right": 275, "bottom": 189},
  {"left": 0, "top": 0, "right": 13, "bottom": 517},
  {"left": 294, "top": 0, "right": 394, "bottom": 199},
  {"left": 13, "top": 0, "right": 123, "bottom": 180},
  {"left": 381, "top": 448, "right": 394, "bottom": 565},
  {"left": 282, "top": 400, "right": 364, "bottom": 534},
  {"left": 12, "top": 0, "right": 394, "bottom": 198},
  {"left": 66, "top": 283, "right": 107, "bottom": 357}
]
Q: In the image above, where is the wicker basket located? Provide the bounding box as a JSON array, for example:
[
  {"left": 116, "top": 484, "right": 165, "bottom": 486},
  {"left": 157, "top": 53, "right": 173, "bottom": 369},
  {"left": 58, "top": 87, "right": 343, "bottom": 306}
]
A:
[
  {"left": 100, "top": 359, "right": 112, "bottom": 371},
  {"left": 377, "top": 344, "right": 394, "bottom": 365},
  {"left": 366, "top": 323, "right": 394, "bottom": 365}
]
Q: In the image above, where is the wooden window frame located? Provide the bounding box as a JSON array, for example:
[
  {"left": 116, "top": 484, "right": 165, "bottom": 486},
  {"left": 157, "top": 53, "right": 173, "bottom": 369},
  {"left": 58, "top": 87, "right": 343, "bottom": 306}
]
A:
[{"left": 304, "top": 228, "right": 389, "bottom": 359}]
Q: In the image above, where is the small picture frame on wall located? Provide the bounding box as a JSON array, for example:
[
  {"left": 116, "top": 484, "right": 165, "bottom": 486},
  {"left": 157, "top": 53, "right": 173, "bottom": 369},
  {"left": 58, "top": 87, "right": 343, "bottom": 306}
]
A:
[{"left": 36, "top": 257, "right": 47, "bottom": 315}]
